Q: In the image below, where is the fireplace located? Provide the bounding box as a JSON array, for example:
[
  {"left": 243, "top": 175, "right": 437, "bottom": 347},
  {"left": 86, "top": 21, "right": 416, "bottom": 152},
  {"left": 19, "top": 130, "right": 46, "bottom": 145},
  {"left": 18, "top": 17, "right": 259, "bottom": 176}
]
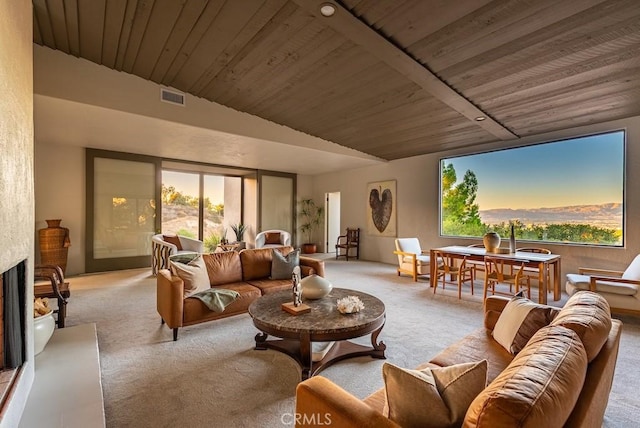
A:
[{"left": 0, "top": 261, "right": 26, "bottom": 410}]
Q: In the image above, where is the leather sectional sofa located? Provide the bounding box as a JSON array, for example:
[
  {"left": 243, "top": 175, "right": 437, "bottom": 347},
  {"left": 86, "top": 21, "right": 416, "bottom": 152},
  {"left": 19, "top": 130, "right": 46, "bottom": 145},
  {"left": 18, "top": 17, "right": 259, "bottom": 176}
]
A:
[
  {"left": 157, "top": 246, "right": 324, "bottom": 340},
  {"left": 296, "top": 291, "right": 621, "bottom": 427}
]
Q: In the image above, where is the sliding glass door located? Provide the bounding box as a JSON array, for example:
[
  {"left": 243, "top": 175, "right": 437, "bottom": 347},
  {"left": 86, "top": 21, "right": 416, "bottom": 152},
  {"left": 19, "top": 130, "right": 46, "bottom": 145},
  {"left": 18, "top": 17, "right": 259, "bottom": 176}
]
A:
[{"left": 86, "top": 149, "right": 160, "bottom": 272}]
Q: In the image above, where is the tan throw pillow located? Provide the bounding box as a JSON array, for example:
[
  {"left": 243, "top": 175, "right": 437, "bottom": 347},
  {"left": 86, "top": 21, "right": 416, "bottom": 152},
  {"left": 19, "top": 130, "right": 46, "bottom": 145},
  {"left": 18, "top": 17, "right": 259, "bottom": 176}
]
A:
[
  {"left": 264, "top": 232, "right": 281, "bottom": 245},
  {"left": 383, "top": 360, "right": 487, "bottom": 428},
  {"left": 163, "top": 234, "right": 183, "bottom": 250},
  {"left": 170, "top": 256, "right": 209, "bottom": 298},
  {"left": 493, "top": 295, "right": 557, "bottom": 354}
]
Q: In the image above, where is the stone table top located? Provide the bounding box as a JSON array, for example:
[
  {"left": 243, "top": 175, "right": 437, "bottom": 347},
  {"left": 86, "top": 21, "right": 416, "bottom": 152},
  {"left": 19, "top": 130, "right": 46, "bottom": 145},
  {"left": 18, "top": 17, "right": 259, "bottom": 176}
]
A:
[{"left": 248, "top": 288, "right": 385, "bottom": 335}]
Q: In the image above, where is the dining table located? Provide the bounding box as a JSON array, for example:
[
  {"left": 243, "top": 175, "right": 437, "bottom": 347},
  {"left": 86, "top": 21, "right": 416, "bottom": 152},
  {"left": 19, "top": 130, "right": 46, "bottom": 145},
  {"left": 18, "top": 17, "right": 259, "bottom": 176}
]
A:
[{"left": 429, "top": 245, "right": 561, "bottom": 304}]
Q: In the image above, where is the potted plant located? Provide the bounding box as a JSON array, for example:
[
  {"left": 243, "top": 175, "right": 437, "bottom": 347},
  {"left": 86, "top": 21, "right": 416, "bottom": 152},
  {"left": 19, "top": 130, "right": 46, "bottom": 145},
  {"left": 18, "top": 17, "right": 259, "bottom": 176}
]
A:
[
  {"left": 298, "top": 198, "right": 324, "bottom": 254},
  {"left": 231, "top": 223, "right": 247, "bottom": 250}
]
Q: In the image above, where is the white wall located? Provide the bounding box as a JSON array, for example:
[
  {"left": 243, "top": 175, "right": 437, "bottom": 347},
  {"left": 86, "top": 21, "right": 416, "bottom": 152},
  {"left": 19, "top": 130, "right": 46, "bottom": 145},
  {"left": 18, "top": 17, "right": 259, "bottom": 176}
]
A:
[
  {"left": 311, "top": 116, "right": 640, "bottom": 278},
  {"left": 0, "top": 0, "right": 35, "bottom": 425},
  {"left": 34, "top": 143, "right": 85, "bottom": 275}
]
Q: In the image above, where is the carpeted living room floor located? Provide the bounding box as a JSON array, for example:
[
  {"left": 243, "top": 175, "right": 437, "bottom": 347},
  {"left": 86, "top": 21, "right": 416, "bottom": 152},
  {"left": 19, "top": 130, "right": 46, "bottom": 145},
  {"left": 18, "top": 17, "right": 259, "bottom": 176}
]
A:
[{"left": 65, "top": 257, "right": 640, "bottom": 428}]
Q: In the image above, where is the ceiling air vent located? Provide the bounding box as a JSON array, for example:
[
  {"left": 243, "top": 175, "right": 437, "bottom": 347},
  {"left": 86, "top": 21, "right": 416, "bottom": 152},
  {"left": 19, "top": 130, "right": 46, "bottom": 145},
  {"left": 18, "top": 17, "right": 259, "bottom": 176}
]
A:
[{"left": 160, "top": 88, "right": 185, "bottom": 106}]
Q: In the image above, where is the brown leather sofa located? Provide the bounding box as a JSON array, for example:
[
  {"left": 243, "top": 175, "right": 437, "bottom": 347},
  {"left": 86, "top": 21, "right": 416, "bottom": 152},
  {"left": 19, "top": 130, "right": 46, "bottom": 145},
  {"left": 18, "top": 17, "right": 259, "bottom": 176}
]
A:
[
  {"left": 295, "top": 291, "right": 621, "bottom": 428},
  {"left": 157, "top": 247, "right": 325, "bottom": 340}
]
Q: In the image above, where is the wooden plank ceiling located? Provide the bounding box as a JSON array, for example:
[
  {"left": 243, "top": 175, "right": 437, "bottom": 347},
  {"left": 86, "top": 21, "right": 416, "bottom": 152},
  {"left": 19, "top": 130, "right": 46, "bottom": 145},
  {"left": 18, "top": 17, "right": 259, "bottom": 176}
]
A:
[{"left": 33, "top": 0, "right": 640, "bottom": 160}]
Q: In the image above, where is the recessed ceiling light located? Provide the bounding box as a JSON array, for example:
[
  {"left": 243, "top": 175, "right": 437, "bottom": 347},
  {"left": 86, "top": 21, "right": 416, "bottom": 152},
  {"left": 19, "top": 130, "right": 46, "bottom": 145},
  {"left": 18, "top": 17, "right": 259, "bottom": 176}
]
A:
[
  {"left": 475, "top": 116, "right": 486, "bottom": 121},
  {"left": 320, "top": 3, "right": 336, "bottom": 17}
]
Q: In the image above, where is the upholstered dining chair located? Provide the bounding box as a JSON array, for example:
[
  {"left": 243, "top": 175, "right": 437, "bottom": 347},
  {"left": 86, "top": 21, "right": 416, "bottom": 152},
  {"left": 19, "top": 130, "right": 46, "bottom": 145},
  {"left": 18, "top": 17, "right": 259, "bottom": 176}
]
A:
[
  {"left": 483, "top": 257, "right": 531, "bottom": 301},
  {"left": 433, "top": 250, "right": 474, "bottom": 299},
  {"left": 566, "top": 254, "right": 640, "bottom": 315},
  {"left": 394, "top": 238, "right": 438, "bottom": 282}
]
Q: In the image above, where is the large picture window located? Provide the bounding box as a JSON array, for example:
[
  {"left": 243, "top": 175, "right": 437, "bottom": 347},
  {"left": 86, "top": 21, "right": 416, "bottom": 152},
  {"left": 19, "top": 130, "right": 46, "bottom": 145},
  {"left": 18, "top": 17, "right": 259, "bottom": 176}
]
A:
[{"left": 440, "top": 130, "right": 625, "bottom": 247}]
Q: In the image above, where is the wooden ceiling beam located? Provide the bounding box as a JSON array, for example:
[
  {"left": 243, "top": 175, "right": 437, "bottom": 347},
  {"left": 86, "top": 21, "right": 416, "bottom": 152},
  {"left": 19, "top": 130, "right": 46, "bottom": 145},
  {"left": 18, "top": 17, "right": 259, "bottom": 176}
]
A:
[{"left": 292, "top": 0, "right": 518, "bottom": 140}]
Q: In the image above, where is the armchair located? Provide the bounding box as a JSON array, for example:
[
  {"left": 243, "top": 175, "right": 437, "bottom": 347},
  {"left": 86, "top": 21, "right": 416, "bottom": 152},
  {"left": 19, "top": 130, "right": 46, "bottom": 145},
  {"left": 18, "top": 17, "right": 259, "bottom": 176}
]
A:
[
  {"left": 566, "top": 254, "right": 640, "bottom": 315},
  {"left": 151, "top": 234, "right": 204, "bottom": 275},
  {"left": 335, "top": 228, "right": 360, "bottom": 260},
  {"left": 254, "top": 230, "right": 291, "bottom": 248},
  {"left": 393, "top": 238, "right": 437, "bottom": 282}
]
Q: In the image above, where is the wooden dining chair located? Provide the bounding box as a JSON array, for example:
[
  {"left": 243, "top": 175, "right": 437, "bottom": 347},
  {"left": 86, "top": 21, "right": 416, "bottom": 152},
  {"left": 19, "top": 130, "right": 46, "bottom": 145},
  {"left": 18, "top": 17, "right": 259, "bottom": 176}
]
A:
[
  {"left": 483, "top": 257, "right": 531, "bottom": 301},
  {"left": 34, "top": 264, "right": 70, "bottom": 328},
  {"left": 433, "top": 250, "right": 474, "bottom": 299},
  {"left": 516, "top": 247, "right": 552, "bottom": 295}
]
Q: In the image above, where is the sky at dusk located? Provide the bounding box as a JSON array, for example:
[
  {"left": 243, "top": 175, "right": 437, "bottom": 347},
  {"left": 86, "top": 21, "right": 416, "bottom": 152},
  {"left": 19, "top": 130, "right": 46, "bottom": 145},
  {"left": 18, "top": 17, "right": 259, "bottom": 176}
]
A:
[
  {"left": 162, "top": 171, "right": 224, "bottom": 204},
  {"left": 441, "top": 131, "right": 625, "bottom": 210}
]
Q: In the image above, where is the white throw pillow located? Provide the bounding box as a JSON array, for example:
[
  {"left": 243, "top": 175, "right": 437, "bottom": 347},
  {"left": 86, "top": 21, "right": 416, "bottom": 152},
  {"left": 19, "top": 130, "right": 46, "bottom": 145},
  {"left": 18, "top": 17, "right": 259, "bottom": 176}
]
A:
[
  {"left": 493, "top": 295, "right": 557, "bottom": 354},
  {"left": 170, "top": 256, "right": 210, "bottom": 298}
]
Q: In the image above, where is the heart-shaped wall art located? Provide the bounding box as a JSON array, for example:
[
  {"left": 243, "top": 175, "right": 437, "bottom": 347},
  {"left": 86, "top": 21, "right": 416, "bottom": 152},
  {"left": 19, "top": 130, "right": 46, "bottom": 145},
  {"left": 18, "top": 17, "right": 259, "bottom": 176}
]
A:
[{"left": 369, "top": 187, "right": 393, "bottom": 233}]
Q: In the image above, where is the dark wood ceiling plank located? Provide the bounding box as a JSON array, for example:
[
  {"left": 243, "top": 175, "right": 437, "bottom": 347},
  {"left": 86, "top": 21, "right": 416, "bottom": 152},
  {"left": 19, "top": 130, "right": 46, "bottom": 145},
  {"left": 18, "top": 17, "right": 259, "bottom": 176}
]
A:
[
  {"left": 114, "top": 0, "right": 138, "bottom": 70},
  {"left": 486, "top": 63, "right": 640, "bottom": 117},
  {"left": 417, "top": 0, "right": 605, "bottom": 73},
  {"left": 334, "top": 98, "right": 457, "bottom": 140},
  {"left": 372, "top": 0, "right": 493, "bottom": 47},
  {"left": 167, "top": 0, "right": 267, "bottom": 93},
  {"left": 442, "top": 1, "right": 640, "bottom": 89},
  {"left": 245, "top": 42, "right": 371, "bottom": 117},
  {"left": 33, "top": 0, "right": 56, "bottom": 47},
  {"left": 344, "top": 0, "right": 412, "bottom": 28},
  {"left": 148, "top": 0, "right": 209, "bottom": 83},
  {"left": 471, "top": 39, "right": 640, "bottom": 106},
  {"left": 45, "top": 0, "right": 70, "bottom": 52},
  {"left": 228, "top": 27, "right": 346, "bottom": 111},
  {"left": 120, "top": 0, "right": 156, "bottom": 72},
  {"left": 157, "top": 0, "right": 226, "bottom": 84},
  {"left": 500, "top": 79, "right": 640, "bottom": 126},
  {"left": 63, "top": 0, "right": 80, "bottom": 56},
  {"left": 509, "top": 99, "right": 640, "bottom": 136},
  {"left": 102, "top": 0, "right": 128, "bottom": 68},
  {"left": 77, "top": 0, "right": 106, "bottom": 64},
  {"left": 272, "top": 61, "right": 407, "bottom": 128},
  {"left": 291, "top": 0, "right": 517, "bottom": 140},
  {"left": 131, "top": 0, "right": 186, "bottom": 79},
  {"left": 197, "top": 1, "right": 308, "bottom": 100},
  {"left": 209, "top": 7, "right": 323, "bottom": 105}
]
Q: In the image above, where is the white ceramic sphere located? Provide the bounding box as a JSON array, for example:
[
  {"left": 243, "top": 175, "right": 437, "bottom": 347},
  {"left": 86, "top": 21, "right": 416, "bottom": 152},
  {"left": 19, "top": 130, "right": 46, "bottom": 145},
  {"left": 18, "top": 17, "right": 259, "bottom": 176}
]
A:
[
  {"left": 300, "top": 275, "right": 333, "bottom": 299},
  {"left": 34, "top": 311, "right": 55, "bottom": 356}
]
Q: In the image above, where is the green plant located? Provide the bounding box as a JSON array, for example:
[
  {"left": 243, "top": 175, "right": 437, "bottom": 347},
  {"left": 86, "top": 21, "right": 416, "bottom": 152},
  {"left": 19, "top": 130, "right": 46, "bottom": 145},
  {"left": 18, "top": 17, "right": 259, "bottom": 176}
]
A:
[
  {"left": 176, "top": 228, "right": 196, "bottom": 238},
  {"left": 204, "top": 233, "right": 221, "bottom": 253},
  {"left": 298, "top": 199, "right": 324, "bottom": 244},
  {"left": 231, "top": 223, "right": 247, "bottom": 242}
]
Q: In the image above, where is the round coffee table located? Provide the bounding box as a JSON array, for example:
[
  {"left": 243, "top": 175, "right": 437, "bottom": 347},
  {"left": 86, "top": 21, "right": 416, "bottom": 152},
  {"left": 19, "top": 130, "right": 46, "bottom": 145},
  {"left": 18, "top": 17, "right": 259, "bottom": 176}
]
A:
[{"left": 248, "top": 288, "right": 386, "bottom": 380}]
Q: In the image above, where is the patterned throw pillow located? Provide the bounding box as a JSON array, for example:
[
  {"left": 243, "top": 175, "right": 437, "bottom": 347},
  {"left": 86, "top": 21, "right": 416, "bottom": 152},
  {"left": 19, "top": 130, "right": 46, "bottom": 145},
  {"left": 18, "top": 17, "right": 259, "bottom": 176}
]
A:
[
  {"left": 265, "top": 232, "right": 281, "bottom": 245},
  {"left": 383, "top": 360, "right": 488, "bottom": 428},
  {"left": 270, "top": 248, "right": 300, "bottom": 280},
  {"left": 493, "top": 295, "right": 557, "bottom": 354}
]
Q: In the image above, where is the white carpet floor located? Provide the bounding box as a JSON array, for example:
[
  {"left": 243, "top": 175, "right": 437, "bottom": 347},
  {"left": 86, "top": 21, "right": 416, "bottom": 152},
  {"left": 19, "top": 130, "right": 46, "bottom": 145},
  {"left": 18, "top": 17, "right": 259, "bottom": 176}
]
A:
[{"left": 65, "top": 258, "right": 640, "bottom": 427}]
